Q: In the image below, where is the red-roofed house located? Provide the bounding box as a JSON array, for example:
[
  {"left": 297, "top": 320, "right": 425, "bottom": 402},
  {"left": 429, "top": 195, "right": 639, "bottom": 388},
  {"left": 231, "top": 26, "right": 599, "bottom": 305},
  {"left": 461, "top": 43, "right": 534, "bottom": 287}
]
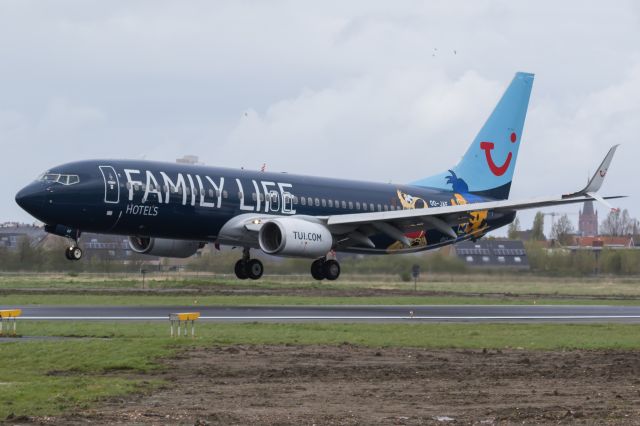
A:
[{"left": 574, "top": 236, "right": 635, "bottom": 248}]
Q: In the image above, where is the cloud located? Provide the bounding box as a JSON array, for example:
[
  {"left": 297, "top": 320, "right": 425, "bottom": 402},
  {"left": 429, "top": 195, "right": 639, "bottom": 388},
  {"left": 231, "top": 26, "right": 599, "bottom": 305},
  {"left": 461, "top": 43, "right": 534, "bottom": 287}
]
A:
[
  {"left": 222, "top": 69, "right": 502, "bottom": 180},
  {"left": 1, "top": 0, "right": 640, "bottom": 231},
  {"left": 38, "top": 98, "right": 107, "bottom": 133}
]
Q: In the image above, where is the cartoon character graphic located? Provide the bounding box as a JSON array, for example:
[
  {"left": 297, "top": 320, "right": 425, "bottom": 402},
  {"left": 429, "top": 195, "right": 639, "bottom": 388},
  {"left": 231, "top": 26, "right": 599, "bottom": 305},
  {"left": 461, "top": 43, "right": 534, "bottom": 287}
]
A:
[
  {"left": 444, "top": 170, "right": 489, "bottom": 237},
  {"left": 386, "top": 230, "right": 427, "bottom": 252},
  {"left": 386, "top": 190, "right": 430, "bottom": 251},
  {"left": 458, "top": 210, "right": 489, "bottom": 237},
  {"left": 396, "top": 189, "right": 428, "bottom": 209},
  {"left": 445, "top": 170, "right": 469, "bottom": 193}
]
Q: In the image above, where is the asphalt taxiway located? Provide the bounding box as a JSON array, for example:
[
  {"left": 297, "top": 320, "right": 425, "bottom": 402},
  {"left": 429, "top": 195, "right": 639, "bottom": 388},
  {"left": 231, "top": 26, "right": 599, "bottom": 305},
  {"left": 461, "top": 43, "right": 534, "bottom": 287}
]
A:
[{"left": 9, "top": 305, "right": 640, "bottom": 323}]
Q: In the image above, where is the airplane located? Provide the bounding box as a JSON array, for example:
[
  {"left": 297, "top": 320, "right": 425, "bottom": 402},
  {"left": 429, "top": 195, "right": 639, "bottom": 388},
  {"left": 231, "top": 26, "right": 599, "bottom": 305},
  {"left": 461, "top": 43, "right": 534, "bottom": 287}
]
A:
[{"left": 15, "top": 72, "right": 624, "bottom": 281}]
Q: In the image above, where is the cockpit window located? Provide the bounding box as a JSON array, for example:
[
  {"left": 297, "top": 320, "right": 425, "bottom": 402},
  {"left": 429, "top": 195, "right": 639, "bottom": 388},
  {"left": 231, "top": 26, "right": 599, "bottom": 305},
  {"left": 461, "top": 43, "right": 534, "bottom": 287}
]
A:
[{"left": 39, "top": 173, "right": 80, "bottom": 186}]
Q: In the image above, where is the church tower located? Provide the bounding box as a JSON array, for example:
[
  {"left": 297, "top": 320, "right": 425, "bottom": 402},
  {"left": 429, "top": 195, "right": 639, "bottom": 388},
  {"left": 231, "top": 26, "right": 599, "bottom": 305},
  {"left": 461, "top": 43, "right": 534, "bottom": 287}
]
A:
[{"left": 579, "top": 201, "right": 598, "bottom": 236}]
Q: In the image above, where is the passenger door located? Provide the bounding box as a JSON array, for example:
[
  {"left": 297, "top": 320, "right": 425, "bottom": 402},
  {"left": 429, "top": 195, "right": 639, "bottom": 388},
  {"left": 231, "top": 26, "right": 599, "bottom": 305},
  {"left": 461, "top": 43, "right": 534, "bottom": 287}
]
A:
[{"left": 98, "top": 165, "right": 122, "bottom": 229}]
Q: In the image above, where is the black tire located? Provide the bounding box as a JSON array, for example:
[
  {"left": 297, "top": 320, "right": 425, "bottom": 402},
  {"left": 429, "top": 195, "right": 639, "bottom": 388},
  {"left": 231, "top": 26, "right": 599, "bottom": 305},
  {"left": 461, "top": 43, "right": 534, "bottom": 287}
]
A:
[
  {"left": 234, "top": 260, "right": 248, "bottom": 279},
  {"left": 64, "top": 247, "right": 73, "bottom": 260},
  {"left": 71, "top": 247, "right": 83, "bottom": 260},
  {"left": 310, "top": 258, "right": 325, "bottom": 280},
  {"left": 246, "top": 259, "right": 264, "bottom": 280},
  {"left": 323, "top": 260, "right": 340, "bottom": 281}
]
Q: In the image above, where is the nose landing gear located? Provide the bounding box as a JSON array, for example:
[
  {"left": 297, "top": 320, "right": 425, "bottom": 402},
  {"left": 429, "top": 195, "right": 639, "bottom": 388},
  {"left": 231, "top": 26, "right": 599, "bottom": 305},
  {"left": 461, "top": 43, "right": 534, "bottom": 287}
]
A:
[
  {"left": 234, "top": 248, "right": 264, "bottom": 280},
  {"left": 310, "top": 257, "right": 341, "bottom": 281},
  {"left": 64, "top": 245, "right": 83, "bottom": 261}
]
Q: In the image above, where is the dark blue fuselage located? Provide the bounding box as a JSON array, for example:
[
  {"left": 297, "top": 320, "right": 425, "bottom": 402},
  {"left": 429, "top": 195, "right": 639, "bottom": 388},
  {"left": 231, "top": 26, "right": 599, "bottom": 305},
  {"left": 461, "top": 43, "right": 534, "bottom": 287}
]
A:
[{"left": 15, "top": 159, "right": 515, "bottom": 253}]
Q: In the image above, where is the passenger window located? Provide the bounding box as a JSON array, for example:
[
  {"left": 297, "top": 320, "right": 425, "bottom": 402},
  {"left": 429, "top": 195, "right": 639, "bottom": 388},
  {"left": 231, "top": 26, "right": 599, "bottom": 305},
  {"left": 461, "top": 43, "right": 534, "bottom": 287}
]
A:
[
  {"left": 252, "top": 193, "right": 257, "bottom": 201},
  {"left": 362, "top": 203, "right": 368, "bottom": 211},
  {"left": 314, "top": 198, "right": 320, "bottom": 207},
  {"left": 301, "top": 197, "right": 306, "bottom": 206},
  {"left": 307, "top": 197, "right": 312, "bottom": 206},
  {"left": 259, "top": 193, "right": 264, "bottom": 202},
  {"left": 223, "top": 190, "right": 228, "bottom": 199},
  {"left": 335, "top": 200, "right": 339, "bottom": 208},
  {"left": 216, "top": 189, "right": 221, "bottom": 197},
  {"left": 238, "top": 192, "right": 243, "bottom": 199},
  {"left": 209, "top": 189, "right": 214, "bottom": 197},
  {"left": 126, "top": 182, "right": 132, "bottom": 190},
  {"left": 355, "top": 202, "right": 360, "bottom": 210},
  {"left": 370, "top": 203, "right": 374, "bottom": 211},
  {"left": 384, "top": 205, "right": 389, "bottom": 211},
  {"left": 348, "top": 201, "right": 353, "bottom": 209},
  {"left": 293, "top": 196, "right": 299, "bottom": 204},
  {"left": 321, "top": 199, "right": 326, "bottom": 207},
  {"left": 328, "top": 199, "right": 333, "bottom": 208},
  {"left": 377, "top": 204, "right": 382, "bottom": 211},
  {"left": 341, "top": 201, "right": 346, "bottom": 208}
]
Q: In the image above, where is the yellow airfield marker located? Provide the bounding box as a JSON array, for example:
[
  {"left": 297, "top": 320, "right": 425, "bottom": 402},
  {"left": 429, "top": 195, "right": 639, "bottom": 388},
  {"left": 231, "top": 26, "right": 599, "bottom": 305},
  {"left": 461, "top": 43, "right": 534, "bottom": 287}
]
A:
[
  {"left": 0, "top": 309, "right": 22, "bottom": 336},
  {"left": 169, "top": 312, "right": 200, "bottom": 338}
]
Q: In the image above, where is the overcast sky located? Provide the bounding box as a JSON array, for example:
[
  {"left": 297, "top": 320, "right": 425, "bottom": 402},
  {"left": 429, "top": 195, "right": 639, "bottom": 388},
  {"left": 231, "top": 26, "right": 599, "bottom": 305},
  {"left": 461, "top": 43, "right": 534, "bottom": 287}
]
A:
[{"left": 1, "top": 1, "right": 638, "bottom": 236}]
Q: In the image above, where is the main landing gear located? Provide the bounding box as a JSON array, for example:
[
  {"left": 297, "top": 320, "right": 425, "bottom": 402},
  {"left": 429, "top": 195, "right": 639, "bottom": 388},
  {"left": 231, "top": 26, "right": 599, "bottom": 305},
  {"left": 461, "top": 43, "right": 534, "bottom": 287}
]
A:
[
  {"left": 234, "top": 248, "right": 264, "bottom": 280},
  {"left": 310, "top": 257, "right": 341, "bottom": 281},
  {"left": 233, "top": 249, "right": 340, "bottom": 281}
]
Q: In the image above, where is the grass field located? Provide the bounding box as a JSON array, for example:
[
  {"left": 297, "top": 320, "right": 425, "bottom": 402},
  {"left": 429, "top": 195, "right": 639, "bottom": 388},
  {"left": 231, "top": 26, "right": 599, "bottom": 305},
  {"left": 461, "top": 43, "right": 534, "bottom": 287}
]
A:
[
  {"left": 2, "top": 320, "right": 640, "bottom": 419},
  {"left": 4, "top": 293, "right": 640, "bottom": 307},
  {"left": 3, "top": 273, "right": 640, "bottom": 297},
  {"left": 2, "top": 273, "right": 640, "bottom": 420}
]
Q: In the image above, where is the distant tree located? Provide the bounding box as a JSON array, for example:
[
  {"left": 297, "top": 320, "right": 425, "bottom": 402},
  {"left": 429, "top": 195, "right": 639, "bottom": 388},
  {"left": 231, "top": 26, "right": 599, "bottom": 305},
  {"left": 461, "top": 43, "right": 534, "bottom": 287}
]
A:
[
  {"left": 16, "top": 236, "right": 41, "bottom": 269},
  {"left": 551, "top": 214, "right": 575, "bottom": 246},
  {"left": 600, "top": 209, "right": 635, "bottom": 237},
  {"left": 531, "top": 212, "right": 546, "bottom": 241},
  {"left": 507, "top": 217, "right": 521, "bottom": 239}
]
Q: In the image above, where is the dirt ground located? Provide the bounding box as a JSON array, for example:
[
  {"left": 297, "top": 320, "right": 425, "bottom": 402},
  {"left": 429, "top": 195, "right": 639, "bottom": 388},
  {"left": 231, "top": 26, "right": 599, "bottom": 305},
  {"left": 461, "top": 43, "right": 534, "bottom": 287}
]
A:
[{"left": 32, "top": 345, "right": 640, "bottom": 425}]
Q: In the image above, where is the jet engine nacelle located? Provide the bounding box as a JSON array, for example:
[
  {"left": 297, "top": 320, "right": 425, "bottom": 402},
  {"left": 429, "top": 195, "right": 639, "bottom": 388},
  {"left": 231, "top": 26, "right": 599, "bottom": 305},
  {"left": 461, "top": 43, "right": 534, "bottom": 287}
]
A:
[
  {"left": 258, "top": 218, "right": 333, "bottom": 258},
  {"left": 128, "top": 236, "right": 202, "bottom": 258}
]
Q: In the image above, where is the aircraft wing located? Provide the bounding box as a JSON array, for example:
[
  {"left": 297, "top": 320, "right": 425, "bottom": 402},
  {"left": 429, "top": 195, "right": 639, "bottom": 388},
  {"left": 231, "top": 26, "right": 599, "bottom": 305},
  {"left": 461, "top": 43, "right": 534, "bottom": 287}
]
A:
[
  {"left": 323, "top": 145, "right": 624, "bottom": 248},
  {"left": 218, "top": 145, "right": 624, "bottom": 251}
]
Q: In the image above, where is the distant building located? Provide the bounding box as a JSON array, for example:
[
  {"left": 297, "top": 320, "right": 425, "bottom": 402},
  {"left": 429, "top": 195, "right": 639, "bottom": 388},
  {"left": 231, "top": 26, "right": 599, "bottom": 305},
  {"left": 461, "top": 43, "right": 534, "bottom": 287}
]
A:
[
  {"left": 578, "top": 201, "right": 598, "bottom": 236},
  {"left": 513, "top": 229, "right": 535, "bottom": 241},
  {"left": 0, "top": 222, "right": 46, "bottom": 249},
  {"left": 453, "top": 240, "right": 529, "bottom": 269},
  {"left": 573, "top": 236, "right": 635, "bottom": 249},
  {"left": 0, "top": 223, "right": 156, "bottom": 262},
  {"left": 176, "top": 155, "right": 203, "bottom": 165}
]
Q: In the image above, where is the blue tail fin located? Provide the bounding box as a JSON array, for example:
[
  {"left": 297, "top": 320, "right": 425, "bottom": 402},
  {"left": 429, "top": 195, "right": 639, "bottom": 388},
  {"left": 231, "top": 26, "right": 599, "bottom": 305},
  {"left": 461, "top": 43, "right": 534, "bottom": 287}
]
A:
[{"left": 411, "top": 72, "right": 534, "bottom": 200}]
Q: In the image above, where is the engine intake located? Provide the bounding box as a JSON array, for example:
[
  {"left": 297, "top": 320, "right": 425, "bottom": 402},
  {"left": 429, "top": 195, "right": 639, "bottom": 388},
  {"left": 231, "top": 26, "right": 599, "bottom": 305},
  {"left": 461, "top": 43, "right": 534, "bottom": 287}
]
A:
[
  {"left": 128, "top": 237, "right": 202, "bottom": 258},
  {"left": 258, "top": 218, "right": 333, "bottom": 258}
]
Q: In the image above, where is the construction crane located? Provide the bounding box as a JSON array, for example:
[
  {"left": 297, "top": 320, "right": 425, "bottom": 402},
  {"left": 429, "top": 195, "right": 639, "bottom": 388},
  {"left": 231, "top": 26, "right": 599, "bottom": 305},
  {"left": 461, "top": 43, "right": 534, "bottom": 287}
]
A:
[
  {"left": 542, "top": 211, "right": 579, "bottom": 237},
  {"left": 543, "top": 211, "right": 578, "bottom": 227}
]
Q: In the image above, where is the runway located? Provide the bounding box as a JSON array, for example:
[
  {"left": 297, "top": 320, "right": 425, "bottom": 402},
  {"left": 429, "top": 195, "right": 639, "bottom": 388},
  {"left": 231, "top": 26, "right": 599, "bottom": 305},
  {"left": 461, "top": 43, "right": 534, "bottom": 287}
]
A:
[{"left": 9, "top": 305, "right": 640, "bottom": 323}]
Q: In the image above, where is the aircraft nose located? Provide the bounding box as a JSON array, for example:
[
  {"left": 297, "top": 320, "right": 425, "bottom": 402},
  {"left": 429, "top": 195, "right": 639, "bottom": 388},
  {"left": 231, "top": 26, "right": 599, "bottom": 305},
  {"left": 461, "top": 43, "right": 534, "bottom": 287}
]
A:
[{"left": 15, "top": 183, "right": 45, "bottom": 215}]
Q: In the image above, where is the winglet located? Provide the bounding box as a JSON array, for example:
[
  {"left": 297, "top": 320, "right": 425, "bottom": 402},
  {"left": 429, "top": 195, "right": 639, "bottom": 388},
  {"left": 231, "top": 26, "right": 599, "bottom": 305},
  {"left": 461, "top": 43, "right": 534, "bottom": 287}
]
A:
[{"left": 563, "top": 145, "right": 619, "bottom": 199}]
